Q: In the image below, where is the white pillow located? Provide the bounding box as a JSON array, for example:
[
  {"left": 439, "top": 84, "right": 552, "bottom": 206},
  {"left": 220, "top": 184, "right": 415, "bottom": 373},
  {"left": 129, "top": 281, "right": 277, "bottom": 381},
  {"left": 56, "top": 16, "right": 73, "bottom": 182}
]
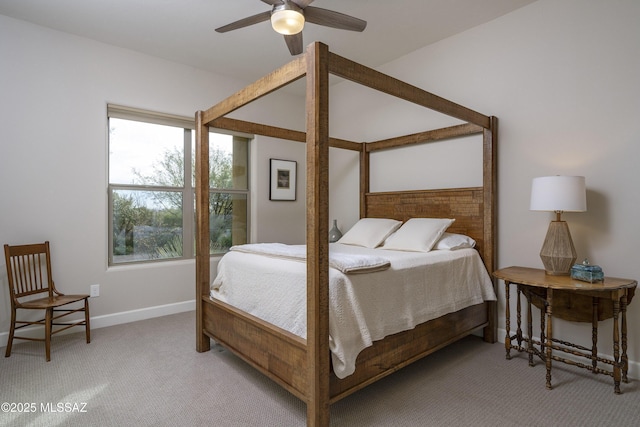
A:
[
  {"left": 337, "top": 218, "right": 402, "bottom": 249},
  {"left": 382, "top": 218, "right": 455, "bottom": 252},
  {"left": 434, "top": 232, "right": 476, "bottom": 250}
]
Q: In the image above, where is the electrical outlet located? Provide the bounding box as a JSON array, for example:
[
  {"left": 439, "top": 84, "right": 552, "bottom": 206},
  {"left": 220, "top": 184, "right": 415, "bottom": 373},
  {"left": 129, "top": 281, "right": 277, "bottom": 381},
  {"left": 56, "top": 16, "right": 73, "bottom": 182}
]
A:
[{"left": 90, "top": 284, "right": 100, "bottom": 298}]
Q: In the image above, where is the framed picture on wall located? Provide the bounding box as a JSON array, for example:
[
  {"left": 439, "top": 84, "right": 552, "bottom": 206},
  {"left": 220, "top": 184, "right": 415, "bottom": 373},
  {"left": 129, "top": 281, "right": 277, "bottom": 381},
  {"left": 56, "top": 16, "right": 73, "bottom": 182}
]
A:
[{"left": 269, "top": 158, "right": 297, "bottom": 201}]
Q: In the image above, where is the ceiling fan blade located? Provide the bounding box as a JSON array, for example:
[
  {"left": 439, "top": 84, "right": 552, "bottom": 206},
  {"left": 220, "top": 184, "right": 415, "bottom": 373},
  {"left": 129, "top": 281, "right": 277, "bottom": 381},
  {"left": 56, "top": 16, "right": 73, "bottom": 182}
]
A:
[
  {"left": 261, "top": 0, "right": 283, "bottom": 5},
  {"left": 215, "top": 11, "right": 271, "bottom": 33},
  {"left": 304, "top": 7, "right": 367, "bottom": 32},
  {"left": 290, "top": 0, "right": 315, "bottom": 7},
  {"left": 284, "top": 33, "right": 303, "bottom": 55}
]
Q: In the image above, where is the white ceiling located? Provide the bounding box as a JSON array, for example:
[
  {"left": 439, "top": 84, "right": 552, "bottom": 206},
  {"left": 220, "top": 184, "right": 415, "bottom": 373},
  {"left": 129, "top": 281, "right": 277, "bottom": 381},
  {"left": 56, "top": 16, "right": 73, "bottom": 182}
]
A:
[{"left": 0, "top": 0, "right": 536, "bottom": 85}]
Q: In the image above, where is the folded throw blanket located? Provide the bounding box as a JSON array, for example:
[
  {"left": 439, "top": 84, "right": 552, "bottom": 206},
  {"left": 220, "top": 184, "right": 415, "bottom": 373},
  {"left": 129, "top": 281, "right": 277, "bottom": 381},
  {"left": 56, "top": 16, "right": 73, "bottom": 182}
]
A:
[{"left": 230, "top": 243, "right": 390, "bottom": 274}]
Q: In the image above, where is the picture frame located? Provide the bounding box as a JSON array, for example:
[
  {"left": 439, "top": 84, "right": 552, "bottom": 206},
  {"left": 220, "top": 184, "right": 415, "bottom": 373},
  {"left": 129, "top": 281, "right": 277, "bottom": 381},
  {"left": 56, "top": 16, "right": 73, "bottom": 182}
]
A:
[{"left": 269, "top": 158, "right": 297, "bottom": 201}]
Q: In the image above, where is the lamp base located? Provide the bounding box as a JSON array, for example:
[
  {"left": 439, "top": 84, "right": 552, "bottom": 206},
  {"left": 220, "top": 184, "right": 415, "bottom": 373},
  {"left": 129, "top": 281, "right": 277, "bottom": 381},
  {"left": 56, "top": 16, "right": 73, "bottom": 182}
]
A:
[{"left": 540, "top": 220, "right": 576, "bottom": 276}]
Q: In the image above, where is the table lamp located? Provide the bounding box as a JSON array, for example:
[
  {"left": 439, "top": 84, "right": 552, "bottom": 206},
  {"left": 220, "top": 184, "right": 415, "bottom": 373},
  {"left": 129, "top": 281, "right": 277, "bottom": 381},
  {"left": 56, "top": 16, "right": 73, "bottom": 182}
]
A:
[{"left": 530, "top": 176, "right": 586, "bottom": 275}]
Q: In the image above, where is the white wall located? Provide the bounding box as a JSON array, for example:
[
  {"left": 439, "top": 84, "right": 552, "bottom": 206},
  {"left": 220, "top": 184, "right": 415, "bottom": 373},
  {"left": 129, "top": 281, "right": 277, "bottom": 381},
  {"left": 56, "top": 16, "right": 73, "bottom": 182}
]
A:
[
  {"left": 330, "top": 0, "right": 640, "bottom": 377},
  {"left": 251, "top": 136, "right": 307, "bottom": 244},
  {"left": 0, "top": 15, "right": 305, "bottom": 337}
]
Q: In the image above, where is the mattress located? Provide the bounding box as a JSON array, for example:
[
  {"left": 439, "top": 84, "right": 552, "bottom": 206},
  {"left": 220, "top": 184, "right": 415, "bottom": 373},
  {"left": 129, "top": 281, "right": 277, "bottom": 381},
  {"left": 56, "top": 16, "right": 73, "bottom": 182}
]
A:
[{"left": 211, "top": 243, "right": 496, "bottom": 379}]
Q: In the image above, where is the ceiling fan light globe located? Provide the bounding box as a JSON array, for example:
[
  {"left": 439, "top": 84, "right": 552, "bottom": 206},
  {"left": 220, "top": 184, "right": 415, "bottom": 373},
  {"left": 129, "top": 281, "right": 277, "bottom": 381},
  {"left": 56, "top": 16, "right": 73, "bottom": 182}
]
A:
[{"left": 271, "top": 9, "right": 305, "bottom": 35}]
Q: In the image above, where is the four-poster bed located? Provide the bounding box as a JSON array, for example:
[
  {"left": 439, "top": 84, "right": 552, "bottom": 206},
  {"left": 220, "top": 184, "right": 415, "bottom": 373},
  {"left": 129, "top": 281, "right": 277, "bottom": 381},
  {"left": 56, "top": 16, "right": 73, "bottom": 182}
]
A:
[{"left": 195, "top": 42, "right": 498, "bottom": 426}]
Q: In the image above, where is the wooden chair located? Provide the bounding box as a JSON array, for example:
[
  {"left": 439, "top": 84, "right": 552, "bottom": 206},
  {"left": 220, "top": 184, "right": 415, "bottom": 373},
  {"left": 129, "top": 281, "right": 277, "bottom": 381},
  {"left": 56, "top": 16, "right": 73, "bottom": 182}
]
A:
[{"left": 3, "top": 241, "right": 90, "bottom": 361}]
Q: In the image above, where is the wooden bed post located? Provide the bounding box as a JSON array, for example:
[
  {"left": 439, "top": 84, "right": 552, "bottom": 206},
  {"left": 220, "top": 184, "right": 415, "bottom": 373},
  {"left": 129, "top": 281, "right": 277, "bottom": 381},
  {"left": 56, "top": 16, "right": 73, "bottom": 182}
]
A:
[
  {"left": 195, "top": 111, "right": 211, "bottom": 353},
  {"left": 305, "top": 42, "right": 331, "bottom": 427},
  {"left": 482, "top": 116, "right": 498, "bottom": 343},
  {"left": 359, "top": 144, "right": 370, "bottom": 219}
]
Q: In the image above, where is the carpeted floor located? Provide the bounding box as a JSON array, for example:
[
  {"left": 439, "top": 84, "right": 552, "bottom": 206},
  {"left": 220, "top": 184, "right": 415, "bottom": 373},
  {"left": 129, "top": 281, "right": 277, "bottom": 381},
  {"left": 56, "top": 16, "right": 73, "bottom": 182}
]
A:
[{"left": 1, "top": 311, "right": 639, "bottom": 426}]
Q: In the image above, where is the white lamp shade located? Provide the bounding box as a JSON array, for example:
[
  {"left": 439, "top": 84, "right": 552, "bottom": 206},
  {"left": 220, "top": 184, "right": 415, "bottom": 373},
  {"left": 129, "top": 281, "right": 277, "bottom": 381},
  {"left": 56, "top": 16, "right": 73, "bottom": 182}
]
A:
[
  {"left": 530, "top": 176, "right": 587, "bottom": 212},
  {"left": 271, "top": 9, "right": 305, "bottom": 35}
]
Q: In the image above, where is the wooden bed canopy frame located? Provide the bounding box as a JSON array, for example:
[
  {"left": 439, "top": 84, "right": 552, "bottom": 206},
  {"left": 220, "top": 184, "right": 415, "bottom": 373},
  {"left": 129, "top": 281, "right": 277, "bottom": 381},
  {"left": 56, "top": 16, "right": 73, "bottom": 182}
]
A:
[{"left": 195, "top": 42, "right": 498, "bottom": 427}]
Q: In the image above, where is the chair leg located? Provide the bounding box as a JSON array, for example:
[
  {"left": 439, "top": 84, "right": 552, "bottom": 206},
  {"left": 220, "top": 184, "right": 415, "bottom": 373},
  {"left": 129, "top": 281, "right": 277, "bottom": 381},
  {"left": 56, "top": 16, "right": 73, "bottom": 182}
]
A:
[
  {"left": 5, "top": 308, "right": 16, "bottom": 358},
  {"left": 45, "top": 307, "right": 52, "bottom": 362},
  {"left": 84, "top": 298, "right": 91, "bottom": 344}
]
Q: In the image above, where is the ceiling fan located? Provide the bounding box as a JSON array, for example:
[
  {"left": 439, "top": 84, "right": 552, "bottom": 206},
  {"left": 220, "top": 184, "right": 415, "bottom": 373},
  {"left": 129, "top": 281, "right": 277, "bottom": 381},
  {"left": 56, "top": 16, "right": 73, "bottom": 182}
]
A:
[{"left": 215, "top": 0, "right": 367, "bottom": 56}]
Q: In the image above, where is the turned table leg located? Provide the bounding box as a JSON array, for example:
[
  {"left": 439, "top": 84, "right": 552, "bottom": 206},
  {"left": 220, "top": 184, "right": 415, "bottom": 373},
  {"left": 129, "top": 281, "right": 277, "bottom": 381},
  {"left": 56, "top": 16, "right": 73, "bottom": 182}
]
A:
[
  {"left": 545, "top": 289, "right": 553, "bottom": 390},
  {"left": 505, "top": 281, "right": 512, "bottom": 360},
  {"left": 516, "top": 286, "right": 523, "bottom": 349},
  {"left": 591, "top": 297, "right": 598, "bottom": 373},
  {"left": 621, "top": 293, "right": 629, "bottom": 383},
  {"left": 612, "top": 297, "right": 621, "bottom": 394},
  {"left": 526, "top": 289, "right": 534, "bottom": 367}
]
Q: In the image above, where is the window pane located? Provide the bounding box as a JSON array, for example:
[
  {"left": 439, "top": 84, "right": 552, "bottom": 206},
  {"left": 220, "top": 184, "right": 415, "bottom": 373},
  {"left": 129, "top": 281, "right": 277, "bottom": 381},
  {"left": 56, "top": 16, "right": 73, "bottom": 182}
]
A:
[
  {"left": 112, "top": 189, "right": 183, "bottom": 263},
  {"left": 209, "top": 193, "right": 247, "bottom": 255},
  {"left": 110, "top": 118, "right": 185, "bottom": 186},
  {"left": 209, "top": 133, "right": 248, "bottom": 190}
]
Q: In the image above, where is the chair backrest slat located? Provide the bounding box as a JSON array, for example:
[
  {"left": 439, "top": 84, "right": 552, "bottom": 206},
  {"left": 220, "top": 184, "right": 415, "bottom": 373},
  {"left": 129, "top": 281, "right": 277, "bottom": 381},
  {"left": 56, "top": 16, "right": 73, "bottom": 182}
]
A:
[{"left": 4, "top": 242, "right": 53, "bottom": 300}]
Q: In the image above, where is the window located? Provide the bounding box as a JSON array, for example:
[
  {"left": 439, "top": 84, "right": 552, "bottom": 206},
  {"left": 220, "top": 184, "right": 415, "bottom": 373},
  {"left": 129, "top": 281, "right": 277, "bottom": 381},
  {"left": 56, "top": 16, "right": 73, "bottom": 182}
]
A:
[{"left": 108, "top": 105, "right": 250, "bottom": 265}]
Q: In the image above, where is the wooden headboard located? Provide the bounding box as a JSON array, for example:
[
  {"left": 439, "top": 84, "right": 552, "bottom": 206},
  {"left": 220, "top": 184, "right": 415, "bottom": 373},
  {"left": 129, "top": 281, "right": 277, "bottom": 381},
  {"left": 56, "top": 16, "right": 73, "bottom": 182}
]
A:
[{"left": 365, "top": 187, "right": 487, "bottom": 262}]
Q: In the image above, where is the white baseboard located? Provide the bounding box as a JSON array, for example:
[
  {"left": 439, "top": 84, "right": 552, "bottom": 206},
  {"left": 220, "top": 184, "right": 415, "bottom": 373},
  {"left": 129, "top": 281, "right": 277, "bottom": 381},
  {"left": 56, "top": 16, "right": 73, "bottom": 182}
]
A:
[
  {"left": 0, "top": 300, "right": 195, "bottom": 349},
  {"left": 497, "top": 327, "right": 639, "bottom": 381}
]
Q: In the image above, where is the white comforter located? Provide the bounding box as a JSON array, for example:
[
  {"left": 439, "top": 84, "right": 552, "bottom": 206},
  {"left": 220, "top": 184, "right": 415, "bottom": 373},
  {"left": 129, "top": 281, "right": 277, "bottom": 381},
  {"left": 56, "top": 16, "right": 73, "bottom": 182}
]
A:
[{"left": 211, "top": 243, "right": 496, "bottom": 379}]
